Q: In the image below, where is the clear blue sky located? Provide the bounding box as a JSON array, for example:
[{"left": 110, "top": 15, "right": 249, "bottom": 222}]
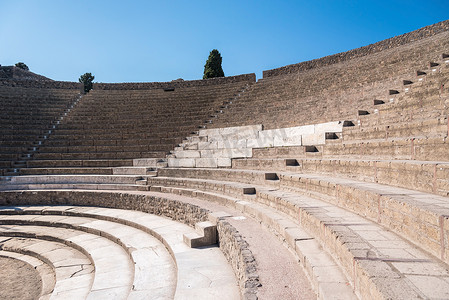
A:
[{"left": 1, "top": 0, "right": 448, "bottom": 83}]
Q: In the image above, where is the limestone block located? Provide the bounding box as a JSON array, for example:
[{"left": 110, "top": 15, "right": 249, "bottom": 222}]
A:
[
  {"left": 222, "top": 148, "right": 252, "bottom": 158},
  {"left": 314, "top": 121, "right": 343, "bottom": 133},
  {"left": 197, "top": 141, "right": 218, "bottom": 150},
  {"left": 217, "top": 139, "right": 247, "bottom": 149},
  {"left": 199, "top": 128, "right": 220, "bottom": 137},
  {"left": 217, "top": 158, "right": 232, "bottom": 167},
  {"left": 168, "top": 158, "right": 196, "bottom": 168},
  {"left": 173, "top": 150, "right": 201, "bottom": 158},
  {"left": 195, "top": 158, "right": 218, "bottom": 168},
  {"left": 183, "top": 221, "right": 217, "bottom": 248},
  {"left": 260, "top": 125, "right": 313, "bottom": 147},
  {"left": 302, "top": 133, "right": 326, "bottom": 145},
  {"left": 200, "top": 150, "right": 216, "bottom": 158},
  {"left": 219, "top": 125, "right": 262, "bottom": 140},
  {"left": 278, "top": 125, "right": 315, "bottom": 136},
  {"left": 186, "top": 136, "right": 208, "bottom": 143},
  {"left": 274, "top": 134, "right": 303, "bottom": 147},
  {"left": 133, "top": 158, "right": 167, "bottom": 167},
  {"left": 246, "top": 137, "right": 274, "bottom": 148},
  {"left": 219, "top": 125, "right": 262, "bottom": 136}
]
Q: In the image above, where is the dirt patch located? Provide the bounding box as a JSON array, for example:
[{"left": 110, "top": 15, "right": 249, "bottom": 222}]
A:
[{"left": 0, "top": 256, "right": 42, "bottom": 300}]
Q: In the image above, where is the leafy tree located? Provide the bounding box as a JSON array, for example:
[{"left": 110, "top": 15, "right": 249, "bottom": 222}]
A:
[
  {"left": 15, "top": 62, "right": 29, "bottom": 71},
  {"left": 79, "top": 72, "right": 95, "bottom": 93},
  {"left": 203, "top": 49, "right": 224, "bottom": 79}
]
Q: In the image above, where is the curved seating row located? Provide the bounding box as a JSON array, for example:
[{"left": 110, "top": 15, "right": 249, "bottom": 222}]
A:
[{"left": 0, "top": 204, "right": 240, "bottom": 299}]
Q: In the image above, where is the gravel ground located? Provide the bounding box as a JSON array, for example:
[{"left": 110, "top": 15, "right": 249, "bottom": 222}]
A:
[{"left": 0, "top": 257, "right": 42, "bottom": 300}]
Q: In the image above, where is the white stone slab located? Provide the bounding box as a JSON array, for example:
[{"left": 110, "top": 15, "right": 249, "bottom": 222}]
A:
[
  {"left": 302, "top": 133, "right": 326, "bottom": 145},
  {"left": 246, "top": 137, "right": 274, "bottom": 148},
  {"left": 217, "top": 139, "right": 247, "bottom": 149},
  {"left": 199, "top": 150, "right": 216, "bottom": 158},
  {"left": 314, "top": 121, "right": 343, "bottom": 133},
  {"left": 195, "top": 158, "right": 218, "bottom": 168},
  {"left": 273, "top": 134, "right": 303, "bottom": 147},
  {"left": 197, "top": 141, "right": 218, "bottom": 150},
  {"left": 168, "top": 158, "right": 196, "bottom": 168},
  {"left": 198, "top": 128, "right": 220, "bottom": 137},
  {"left": 219, "top": 124, "right": 262, "bottom": 136},
  {"left": 173, "top": 150, "right": 201, "bottom": 158},
  {"left": 221, "top": 148, "right": 252, "bottom": 158},
  {"left": 217, "top": 158, "right": 232, "bottom": 168}
]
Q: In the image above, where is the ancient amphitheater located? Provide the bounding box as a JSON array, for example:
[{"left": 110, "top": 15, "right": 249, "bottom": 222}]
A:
[{"left": 1, "top": 20, "right": 449, "bottom": 300}]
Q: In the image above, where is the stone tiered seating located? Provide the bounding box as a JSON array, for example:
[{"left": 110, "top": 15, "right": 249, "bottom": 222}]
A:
[
  {"left": 24, "top": 75, "right": 254, "bottom": 175},
  {"left": 145, "top": 167, "right": 449, "bottom": 299},
  {"left": 0, "top": 204, "right": 240, "bottom": 299},
  {"left": 1, "top": 20, "right": 449, "bottom": 300},
  {"left": 123, "top": 24, "right": 449, "bottom": 299},
  {"left": 209, "top": 29, "right": 449, "bottom": 131},
  {"left": 0, "top": 85, "right": 80, "bottom": 176}
]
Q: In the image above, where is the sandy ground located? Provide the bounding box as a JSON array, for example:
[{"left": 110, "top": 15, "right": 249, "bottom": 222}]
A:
[{"left": 0, "top": 257, "right": 42, "bottom": 300}]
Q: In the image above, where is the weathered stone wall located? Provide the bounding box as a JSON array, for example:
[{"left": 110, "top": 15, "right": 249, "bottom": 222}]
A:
[
  {"left": 0, "top": 66, "right": 52, "bottom": 81},
  {"left": 94, "top": 73, "right": 256, "bottom": 90},
  {"left": 264, "top": 19, "right": 449, "bottom": 77},
  {"left": 0, "top": 190, "right": 209, "bottom": 226},
  {"left": 217, "top": 221, "right": 259, "bottom": 300},
  {"left": 0, "top": 78, "right": 81, "bottom": 89}
]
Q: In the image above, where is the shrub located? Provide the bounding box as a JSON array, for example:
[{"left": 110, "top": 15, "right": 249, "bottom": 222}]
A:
[{"left": 15, "top": 62, "right": 29, "bottom": 71}]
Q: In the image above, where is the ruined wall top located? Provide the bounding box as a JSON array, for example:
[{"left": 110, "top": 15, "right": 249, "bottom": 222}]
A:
[
  {"left": 93, "top": 73, "right": 256, "bottom": 90},
  {"left": 263, "top": 19, "right": 449, "bottom": 78},
  {"left": 0, "top": 66, "right": 52, "bottom": 81}
]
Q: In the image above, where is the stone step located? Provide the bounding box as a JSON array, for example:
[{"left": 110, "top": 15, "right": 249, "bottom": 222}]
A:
[
  {"left": 183, "top": 221, "right": 218, "bottom": 248},
  {"left": 0, "top": 237, "right": 93, "bottom": 299},
  {"left": 0, "top": 225, "right": 133, "bottom": 299},
  {"left": 0, "top": 183, "right": 143, "bottom": 191},
  {"left": 0, "top": 205, "right": 240, "bottom": 299},
  {"left": 146, "top": 175, "right": 449, "bottom": 300},
  {"left": 231, "top": 157, "right": 449, "bottom": 197},
  {"left": 1, "top": 175, "right": 141, "bottom": 185},
  {"left": 0, "top": 213, "right": 177, "bottom": 299},
  {"left": 153, "top": 186, "right": 356, "bottom": 299},
  {"left": 155, "top": 167, "right": 449, "bottom": 262},
  {"left": 112, "top": 166, "right": 157, "bottom": 176},
  {"left": 132, "top": 158, "right": 168, "bottom": 168}
]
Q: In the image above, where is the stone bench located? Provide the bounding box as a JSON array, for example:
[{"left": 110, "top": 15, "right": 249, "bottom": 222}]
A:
[
  {"left": 20, "top": 167, "right": 114, "bottom": 176},
  {"left": 0, "top": 224, "right": 133, "bottom": 299},
  {"left": 146, "top": 174, "right": 449, "bottom": 299},
  {"left": 151, "top": 167, "right": 449, "bottom": 263},
  {"left": 0, "top": 204, "right": 240, "bottom": 299},
  {"left": 232, "top": 157, "right": 449, "bottom": 197},
  {"left": 343, "top": 117, "right": 448, "bottom": 141},
  {"left": 0, "top": 237, "right": 94, "bottom": 299},
  {"left": 26, "top": 159, "right": 133, "bottom": 168}
]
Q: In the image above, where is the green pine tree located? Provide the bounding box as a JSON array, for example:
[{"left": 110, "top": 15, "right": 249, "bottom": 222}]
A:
[
  {"left": 203, "top": 49, "right": 224, "bottom": 79},
  {"left": 79, "top": 72, "right": 95, "bottom": 93}
]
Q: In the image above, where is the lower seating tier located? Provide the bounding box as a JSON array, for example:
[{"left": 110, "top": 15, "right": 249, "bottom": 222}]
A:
[
  {"left": 154, "top": 167, "right": 449, "bottom": 264},
  {"left": 0, "top": 203, "right": 240, "bottom": 299},
  {"left": 144, "top": 171, "right": 449, "bottom": 300}
]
